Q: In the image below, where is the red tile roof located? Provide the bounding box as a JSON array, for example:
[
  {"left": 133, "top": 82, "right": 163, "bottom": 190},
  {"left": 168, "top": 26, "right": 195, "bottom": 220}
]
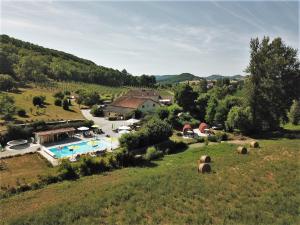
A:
[{"left": 111, "top": 97, "right": 149, "bottom": 109}]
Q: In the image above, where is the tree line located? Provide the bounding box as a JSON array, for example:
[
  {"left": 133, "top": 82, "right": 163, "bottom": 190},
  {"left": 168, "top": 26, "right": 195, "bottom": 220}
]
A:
[
  {"left": 0, "top": 35, "right": 156, "bottom": 88},
  {"left": 174, "top": 37, "right": 300, "bottom": 133}
]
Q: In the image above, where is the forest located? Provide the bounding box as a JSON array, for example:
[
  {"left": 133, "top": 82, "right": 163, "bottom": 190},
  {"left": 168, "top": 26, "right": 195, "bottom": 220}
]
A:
[{"left": 0, "top": 35, "right": 156, "bottom": 88}]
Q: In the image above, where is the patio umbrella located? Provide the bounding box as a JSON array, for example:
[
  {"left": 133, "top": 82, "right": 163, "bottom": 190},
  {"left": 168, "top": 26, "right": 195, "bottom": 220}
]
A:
[
  {"left": 77, "top": 126, "right": 89, "bottom": 131},
  {"left": 91, "top": 125, "right": 100, "bottom": 128}
]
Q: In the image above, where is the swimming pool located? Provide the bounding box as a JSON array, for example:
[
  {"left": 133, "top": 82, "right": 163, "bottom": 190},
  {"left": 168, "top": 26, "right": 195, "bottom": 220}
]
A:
[{"left": 47, "top": 139, "right": 111, "bottom": 158}]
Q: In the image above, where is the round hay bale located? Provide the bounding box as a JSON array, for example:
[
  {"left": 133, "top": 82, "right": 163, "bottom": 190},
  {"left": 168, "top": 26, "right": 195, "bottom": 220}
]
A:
[
  {"left": 250, "top": 141, "right": 259, "bottom": 148},
  {"left": 200, "top": 155, "right": 211, "bottom": 163},
  {"left": 237, "top": 146, "right": 248, "bottom": 154},
  {"left": 198, "top": 163, "right": 211, "bottom": 173}
]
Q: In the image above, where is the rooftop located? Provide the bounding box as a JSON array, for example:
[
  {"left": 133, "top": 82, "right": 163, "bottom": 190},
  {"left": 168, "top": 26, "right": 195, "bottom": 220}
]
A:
[
  {"left": 111, "top": 96, "right": 154, "bottom": 109},
  {"left": 34, "top": 127, "right": 76, "bottom": 136}
]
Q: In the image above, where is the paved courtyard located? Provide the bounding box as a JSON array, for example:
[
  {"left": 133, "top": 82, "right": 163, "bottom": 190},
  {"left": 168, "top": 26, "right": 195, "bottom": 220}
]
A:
[{"left": 81, "top": 109, "right": 131, "bottom": 138}]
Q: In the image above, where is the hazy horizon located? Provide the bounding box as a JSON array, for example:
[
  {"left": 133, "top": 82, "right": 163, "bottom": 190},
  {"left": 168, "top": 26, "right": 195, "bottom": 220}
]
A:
[{"left": 2, "top": 1, "right": 299, "bottom": 77}]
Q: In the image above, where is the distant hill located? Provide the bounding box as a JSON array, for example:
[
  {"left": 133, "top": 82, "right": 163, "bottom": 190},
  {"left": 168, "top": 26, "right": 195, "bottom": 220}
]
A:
[
  {"left": 155, "top": 73, "right": 202, "bottom": 84},
  {"left": 155, "top": 73, "right": 244, "bottom": 84}
]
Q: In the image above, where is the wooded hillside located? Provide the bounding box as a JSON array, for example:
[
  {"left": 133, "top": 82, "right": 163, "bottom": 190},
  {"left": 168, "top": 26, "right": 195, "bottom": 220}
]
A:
[{"left": 0, "top": 35, "right": 156, "bottom": 87}]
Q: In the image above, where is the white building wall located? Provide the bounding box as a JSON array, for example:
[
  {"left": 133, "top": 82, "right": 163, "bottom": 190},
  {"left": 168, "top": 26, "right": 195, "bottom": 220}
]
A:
[{"left": 138, "top": 99, "right": 160, "bottom": 113}]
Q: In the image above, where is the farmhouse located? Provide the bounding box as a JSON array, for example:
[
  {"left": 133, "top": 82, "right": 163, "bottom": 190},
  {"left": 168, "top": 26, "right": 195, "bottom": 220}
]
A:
[{"left": 104, "top": 96, "right": 160, "bottom": 119}]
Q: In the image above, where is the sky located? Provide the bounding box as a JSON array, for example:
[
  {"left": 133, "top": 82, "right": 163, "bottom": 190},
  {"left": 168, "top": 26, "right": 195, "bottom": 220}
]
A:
[{"left": 1, "top": 0, "right": 299, "bottom": 77}]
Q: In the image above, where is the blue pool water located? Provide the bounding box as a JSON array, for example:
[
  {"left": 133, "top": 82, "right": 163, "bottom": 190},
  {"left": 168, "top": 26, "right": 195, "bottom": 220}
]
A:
[{"left": 48, "top": 140, "right": 110, "bottom": 158}]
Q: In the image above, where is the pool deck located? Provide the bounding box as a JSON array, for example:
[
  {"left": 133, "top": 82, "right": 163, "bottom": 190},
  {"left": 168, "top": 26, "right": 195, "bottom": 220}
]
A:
[
  {"left": 0, "top": 144, "right": 41, "bottom": 159},
  {"left": 0, "top": 136, "right": 119, "bottom": 166}
]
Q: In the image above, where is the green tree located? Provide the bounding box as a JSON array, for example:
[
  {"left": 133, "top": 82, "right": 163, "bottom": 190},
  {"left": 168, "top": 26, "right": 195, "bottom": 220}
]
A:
[
  {"left": 198, "top": 79, "right": 207, "bottom": 93},
  {"left": 194, "top": 93, "right": 209, "bottom": 121},
  {"left": 0, "top": 94, "right": 16, "bottom": 120},
  {"left": 205, "top": 97, "right": 218, "bottom": 124},
  {"left": 174, "top": 84, "right": 198, "bottom": 113},
  {"left": 214, "top": 96, "right": 243, "bottom": 126},
  {"left": 62, "top": 98, "right": 69, "bottom": 110},
  {"left": 245, "top": 37, "right": 300, "bottom": 131},
  {"left": 225, "top": 106, "right": 253, "bottom": 134},
  {"left": 288, "top": 100, "right": 300, "bottom": 125}
]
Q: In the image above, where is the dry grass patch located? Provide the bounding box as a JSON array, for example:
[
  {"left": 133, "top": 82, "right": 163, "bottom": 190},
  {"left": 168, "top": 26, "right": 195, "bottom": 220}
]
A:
[{"left": 0, "top": 153, "right": 55, "bottom": 186}]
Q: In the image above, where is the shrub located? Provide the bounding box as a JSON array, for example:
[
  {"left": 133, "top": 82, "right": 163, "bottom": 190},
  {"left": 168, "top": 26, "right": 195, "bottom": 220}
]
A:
[
  {"left": 90, "top": 105, "right": 104, "bottom": 117},
  {"left": 215, "top": 131, "right": 228, "bottom": 142},
  {"left": 114, "top": 148, "right": 137, "bottom": 167},
  {"left": 58, "top": 160, "right": 78, "bottom": 180},
  {"left": 32, "top": 96, "right": 45, "bottom": 106},
  {"left": 108, "top": 116, "right": 118, "bottom": 121},
  {"left": 207, "top": 135, "right": 218, "bottom": 142},
  {"left": 54, "top": 98, "right": 62, "bottom": 106},
  {"left": 195, "top": 136, "right": 205, "bottom": 143},
  {"left": 38, "top": 174, "right": 60, "bottom": 185},
  {"left": 53, "top": 91, "right": 64, "bottom": 99},
  {"left": 145, "top": 146, "right": 163, "bottom": 161},
  {"left": 119, "top": 118, "right": 172, "bottom": 151},
  {"left": 17, "top": 108, "right": 27, "bottom": 117}
]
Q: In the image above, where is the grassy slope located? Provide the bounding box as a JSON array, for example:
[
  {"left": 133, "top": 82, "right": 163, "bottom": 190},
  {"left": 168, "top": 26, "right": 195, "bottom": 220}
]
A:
[
  {"left": 0, "top": 82, "right": 127, "bottom": 131},
  {"left": 0, "top": 138, "right": 299, "bottom": 225}
]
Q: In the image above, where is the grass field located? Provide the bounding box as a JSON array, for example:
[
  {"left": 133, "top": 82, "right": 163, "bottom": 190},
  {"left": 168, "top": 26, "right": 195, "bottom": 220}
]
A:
[
  {"left": 0, "top": 137, "right": 299, "bottom": 225},
  {"left": 0, "top": 153, "right": 55, "bottom": 187}
]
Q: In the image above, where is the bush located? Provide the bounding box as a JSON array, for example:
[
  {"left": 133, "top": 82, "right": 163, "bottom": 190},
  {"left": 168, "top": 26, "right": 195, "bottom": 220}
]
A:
[
  {"left": 38, "top": 174, "right": 60, "bottom": 185},
  {"left": 195, "top": 136, "right": 205, "bottom": 143},
  {"left": 53, "top": 91, "right": 64, "bottom": 99},
  {"left": 32, "top": 96, "right": 45, "bottom": 106},
  {"left": 17, "top": 108, "right": 27, "bottom": 117},
  {"left": 114, "top": 148, "right": 138, "bottom": 167},
  {"left": 145, "top": 146, "right": 163, "bottom": 161},
  {"left": 58, "top": 160, "right": 78, "bottom": 180},
  {"left": 119, "top": 118, "right": 173, "bottom": 151},
  {"left": 215, "top": 131, "right": 228, "bottom": 142},
  {"left": 207, "top": 135, "right": 218, "bottom": 142},
  {"left": 108, "top": 116, "right": 118, "bottom": 121},
  {"left": 54, "top": 98, "right": 62, "bottom": 106},
  {"left": 90, "top": 105, "right": 104, "bottom": 117}
]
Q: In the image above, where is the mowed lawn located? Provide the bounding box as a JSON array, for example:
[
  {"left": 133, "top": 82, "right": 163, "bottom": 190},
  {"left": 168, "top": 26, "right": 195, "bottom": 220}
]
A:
[
  {"left": 0, "top": 153, "right": 56, "bottom": 187},
  {"left": 0, "top": 138, "right": 299, "bottom": 225}
]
